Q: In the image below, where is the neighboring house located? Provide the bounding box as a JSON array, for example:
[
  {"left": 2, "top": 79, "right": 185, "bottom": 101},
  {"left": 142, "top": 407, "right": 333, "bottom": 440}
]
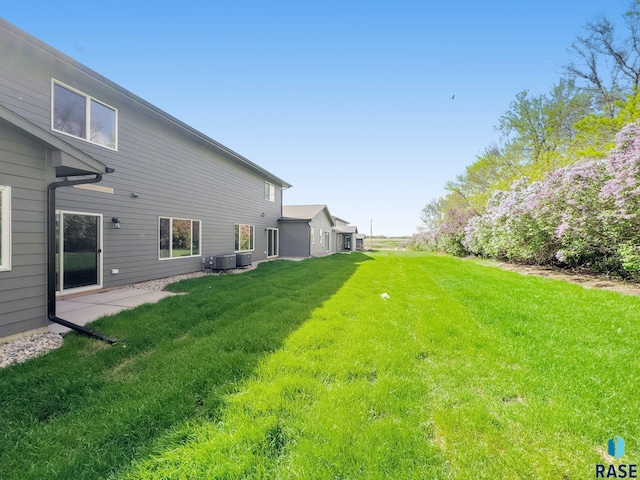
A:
[
  {"left": 331, "top": 216, "right": 358, "bottom": 253},
  {"left": 279, "top": 205, "right": 334, "bottom": 258},
  {"left": 278, "top": 206, "right": 359, "bottom": 257},
  {"left": 0, "top": 19, "right": 290, "bottom": 340}
]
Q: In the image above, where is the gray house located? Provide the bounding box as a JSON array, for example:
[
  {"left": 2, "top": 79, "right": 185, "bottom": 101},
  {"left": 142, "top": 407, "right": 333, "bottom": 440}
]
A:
[
  {"left": 0, "top": 19, "right": 290, "bottom": 340},
  {"left": 331, "top": 216, "right": 358, "bottom": 253},
  {"left": 279, "top": 205, "right": 335, "bottom": 258},
  {"left": 278, "top": 205, "right": 359, "bottom": 258}
]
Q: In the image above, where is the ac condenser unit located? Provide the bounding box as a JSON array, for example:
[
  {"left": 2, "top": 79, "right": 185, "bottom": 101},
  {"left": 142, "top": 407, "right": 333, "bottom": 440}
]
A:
[
  {"left": 214, "top": 254, "right": 236, "bottom": 271},
  {"left": 236, "top": 252, "right": 252, "bottom": 268}
]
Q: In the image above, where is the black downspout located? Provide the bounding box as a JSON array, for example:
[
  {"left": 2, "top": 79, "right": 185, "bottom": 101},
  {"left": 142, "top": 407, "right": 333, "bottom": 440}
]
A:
[{"left": 47, "top": 174, "right": 116, "bottom": 344}]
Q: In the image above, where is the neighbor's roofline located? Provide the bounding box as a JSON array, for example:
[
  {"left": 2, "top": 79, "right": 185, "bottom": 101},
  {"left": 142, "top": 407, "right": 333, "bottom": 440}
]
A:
[
  {"left": 283, "top": 204, "right": 334, "bottom": 223},
  {"left": 278, "top": 217, "right": 312, "bottom": 222},
  {"left": 0, "top": 18, "right": 291, "bottom": 189}
]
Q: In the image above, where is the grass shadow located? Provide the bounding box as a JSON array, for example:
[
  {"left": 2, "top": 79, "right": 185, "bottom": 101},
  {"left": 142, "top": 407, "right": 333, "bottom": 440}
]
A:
[{"left": 0, "top": 253, "right": 372, "bottom": 479}]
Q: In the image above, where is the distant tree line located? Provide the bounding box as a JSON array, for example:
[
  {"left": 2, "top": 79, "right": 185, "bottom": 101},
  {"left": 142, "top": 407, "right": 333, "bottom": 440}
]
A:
[{"left": 409, "top": 1, "right": 640, "bottom": 278}]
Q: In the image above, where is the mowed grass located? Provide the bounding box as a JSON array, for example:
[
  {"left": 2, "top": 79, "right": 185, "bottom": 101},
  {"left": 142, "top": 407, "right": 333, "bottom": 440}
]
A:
[
  {"left": 1, "top": 252, "right": 639, "bottom": 479},
  {"left": 0, "top": 255, "right": 365, "bottom": 479},
  {"left": 122, "top": 251, "right": 639, "bottom": 479}
]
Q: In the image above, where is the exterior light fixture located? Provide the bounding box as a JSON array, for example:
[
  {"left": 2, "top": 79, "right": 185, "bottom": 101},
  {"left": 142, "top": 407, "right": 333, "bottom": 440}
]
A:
[{"left": 112, "top": 217, "right": 121, "bottom": 229}]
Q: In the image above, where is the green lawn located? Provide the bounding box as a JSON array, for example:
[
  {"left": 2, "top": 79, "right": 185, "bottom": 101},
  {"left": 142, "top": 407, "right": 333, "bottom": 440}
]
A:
[{"left": 1, "top": 252, "right": 639, "bottom": 479}]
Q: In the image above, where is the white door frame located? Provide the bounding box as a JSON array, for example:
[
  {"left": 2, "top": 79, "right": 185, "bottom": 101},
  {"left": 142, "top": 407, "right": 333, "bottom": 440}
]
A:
[
  {"left": 56, "top": 209, "right": 103, "bottom": 295},
  {"left": 267, "top": 228, "right": 279, "bottom": 258}
]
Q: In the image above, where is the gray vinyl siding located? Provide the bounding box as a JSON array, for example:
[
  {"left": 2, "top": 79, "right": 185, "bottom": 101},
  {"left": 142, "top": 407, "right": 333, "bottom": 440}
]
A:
[
  {"left": 0, "top": 122, "right": 52, "bottom": 337},
  {"left": 0, "top": 20, "right": 288, "bottom": 294},
  {"left": 278, "top": 222, "right": 310, "bottom": 258},
  {"left": 309, "top": 210, "right": 334, "bottom": 257},
  {"left": 55, "top": 122, "right": 284, "bottom": 286}
]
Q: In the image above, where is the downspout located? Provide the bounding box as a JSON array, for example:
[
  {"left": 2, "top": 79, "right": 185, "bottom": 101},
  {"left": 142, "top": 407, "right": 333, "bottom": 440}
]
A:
[{"left": 47, "top": 174, "right": 116, "bottom": 344}]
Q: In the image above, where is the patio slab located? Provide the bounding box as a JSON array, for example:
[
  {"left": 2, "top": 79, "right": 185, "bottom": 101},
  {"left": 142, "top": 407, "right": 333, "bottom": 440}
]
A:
[{"left": 50, "top": 288, "right": 181, "bottom": 335}]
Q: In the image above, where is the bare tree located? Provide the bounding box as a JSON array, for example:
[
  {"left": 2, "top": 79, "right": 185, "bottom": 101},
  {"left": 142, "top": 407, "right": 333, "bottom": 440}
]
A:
[
  {"left": 419, "top": 198, "right": 446, "bottom": 232},
  {"left": 565, "top": 2, "right": 640, "bottom": 117}
]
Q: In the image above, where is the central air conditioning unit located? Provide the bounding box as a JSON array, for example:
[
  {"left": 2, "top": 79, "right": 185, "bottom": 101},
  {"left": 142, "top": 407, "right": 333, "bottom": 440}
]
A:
[
  {"left": 236, "top": 252, "right": 252, "bottom": 268},
  {"left": 214, "top": 254, "right": 236, "bottom": 271}
]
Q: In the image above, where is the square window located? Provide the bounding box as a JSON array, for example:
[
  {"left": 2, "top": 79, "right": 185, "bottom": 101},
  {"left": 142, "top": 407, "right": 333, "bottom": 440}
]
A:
[
  {"left": 235, "top": 224, "right": 255, "bottom": 252},
  {"left": 52, "top": 80, "right": 117, "bottom": 150},
  {"left": 159, "top": 217, "right": 202, "bottom": 260}
]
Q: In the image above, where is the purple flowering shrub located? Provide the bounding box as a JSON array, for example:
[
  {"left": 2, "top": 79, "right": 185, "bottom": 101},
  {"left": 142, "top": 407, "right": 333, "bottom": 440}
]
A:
[
  {"left": 429, "top": 122, "right": 640, "bottom": 277},
  {"left": 409, "top": 207, "right": 475, "bottom": 256}
]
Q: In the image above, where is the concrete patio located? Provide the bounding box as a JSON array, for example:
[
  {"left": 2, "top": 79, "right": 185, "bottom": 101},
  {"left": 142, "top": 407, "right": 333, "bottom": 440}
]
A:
[{"left": 50, "top": 288, "right": 181, "bottom": 335}]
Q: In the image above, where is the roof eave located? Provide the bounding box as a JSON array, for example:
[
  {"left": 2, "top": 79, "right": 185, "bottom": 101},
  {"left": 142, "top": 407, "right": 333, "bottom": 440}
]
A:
[
  {"left": 0, "top": 19, "right": 288, "bottom": 187},
  {"left": 0, "top": 103, "right": 111, "bottom": 176}
]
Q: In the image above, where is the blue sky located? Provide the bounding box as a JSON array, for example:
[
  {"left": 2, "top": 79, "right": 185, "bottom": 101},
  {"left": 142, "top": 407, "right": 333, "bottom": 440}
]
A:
[{"left": 2, "top": 0, "right": 627, "bottom": 235}]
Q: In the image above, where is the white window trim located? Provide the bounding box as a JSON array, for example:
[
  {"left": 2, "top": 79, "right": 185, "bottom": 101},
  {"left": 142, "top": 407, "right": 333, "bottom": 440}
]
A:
[
  {"left": 267, "top": 228, "right": 279, "bottom": 258},
  {"left": 0, "top": 186, "right": 11, "bottom": 271},
  {"left": 265, "top": 182, "right": 275, "bottom": 202},
  {"left": 55, "top": 210, "right": 103, "bottom": 294},
  {"left": 51, "top": 79, "right": 118, "bottom": 151},
  {"left": 311, "top": 227, "right": 315, "bottom": 245},
  {"left": 234, "top": 223, "right": 255, "bottom": 253},
  {"left": 158, "top": 217, "right": 202, "bottom": 260}
]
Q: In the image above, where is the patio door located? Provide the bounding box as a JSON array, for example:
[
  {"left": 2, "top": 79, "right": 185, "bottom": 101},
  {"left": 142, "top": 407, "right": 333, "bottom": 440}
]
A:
[
  {"left": 267, "top": 228, "right": 279, "bottom": 258},
  {"left": 56, "top": 211, "right": 103, "bottom": 294}
]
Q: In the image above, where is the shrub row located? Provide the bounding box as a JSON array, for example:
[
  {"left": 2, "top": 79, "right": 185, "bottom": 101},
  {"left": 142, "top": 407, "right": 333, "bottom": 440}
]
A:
[{"left": 409, "top": 123, "right": 640, "bottom": 277}]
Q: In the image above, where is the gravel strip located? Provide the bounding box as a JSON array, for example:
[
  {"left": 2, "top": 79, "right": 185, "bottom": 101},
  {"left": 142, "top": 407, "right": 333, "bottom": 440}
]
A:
[
  {"left": 126, "top": 271, "right": 209, "bottom": 290},
  {"left": 127, "top": 263, "right": 259, "bottom": 290},
  {"left": 0, "top": 264, "right": 262, "bottom": 369},
  {"left": 0, "top": 332, "right": 64, "bottom": 369}
]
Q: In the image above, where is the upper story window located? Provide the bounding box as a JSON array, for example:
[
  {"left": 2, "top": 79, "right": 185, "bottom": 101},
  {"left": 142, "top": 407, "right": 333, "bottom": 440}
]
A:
[
  {"left": 265, "top": 182, "right": 275, "bottom": 202},
  {"left": 235, "top": 224, "right": 255, "bottom": 252},
  {"left": 52, "top": 80, "right": 118, "bottom": 150},
  {"left": 0, "top": 186, "right": 11, "bottom": 271}
]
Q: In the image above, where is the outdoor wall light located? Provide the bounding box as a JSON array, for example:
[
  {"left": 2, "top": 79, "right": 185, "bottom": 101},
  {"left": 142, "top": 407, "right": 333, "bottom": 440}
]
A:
[
  {"left": 131, "top": 192, "right": 139, "bottom": 198},
  {"left": 112, "top": 217, "right": 121, "bottom": 229}
]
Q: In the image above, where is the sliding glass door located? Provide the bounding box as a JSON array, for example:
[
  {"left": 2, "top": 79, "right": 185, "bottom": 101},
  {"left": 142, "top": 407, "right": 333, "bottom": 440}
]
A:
[
  {"left": 56, "top": 211, "right": 102, "bottom": 293},
  {"left": 267, "top": 228, "right": 279, "bottom": 258}
]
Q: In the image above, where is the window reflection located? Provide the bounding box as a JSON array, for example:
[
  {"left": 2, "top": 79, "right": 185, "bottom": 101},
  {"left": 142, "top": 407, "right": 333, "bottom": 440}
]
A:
[
  {"left": 53, "top": 84, "right": 86, "bottom": 138},
  {"left": 90, "top": 100, "right": 116, "bottom": 148}
]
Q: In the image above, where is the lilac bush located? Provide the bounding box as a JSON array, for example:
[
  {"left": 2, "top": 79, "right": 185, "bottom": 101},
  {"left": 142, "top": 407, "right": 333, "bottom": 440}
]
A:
[
  {"left": 427, "top": 122, "right": 640, "bottom": 277},
  {"left": 408, "top": 207, "right": 476, "bottom": 255}
]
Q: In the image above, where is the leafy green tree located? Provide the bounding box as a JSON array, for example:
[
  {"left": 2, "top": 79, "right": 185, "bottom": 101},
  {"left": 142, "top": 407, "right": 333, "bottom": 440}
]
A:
[
  {"left": 572, "top": 89, "right": 640, "bottom": 158},
  {"left": 497, "top": 80, "right": 593, "bottom": 179}
]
